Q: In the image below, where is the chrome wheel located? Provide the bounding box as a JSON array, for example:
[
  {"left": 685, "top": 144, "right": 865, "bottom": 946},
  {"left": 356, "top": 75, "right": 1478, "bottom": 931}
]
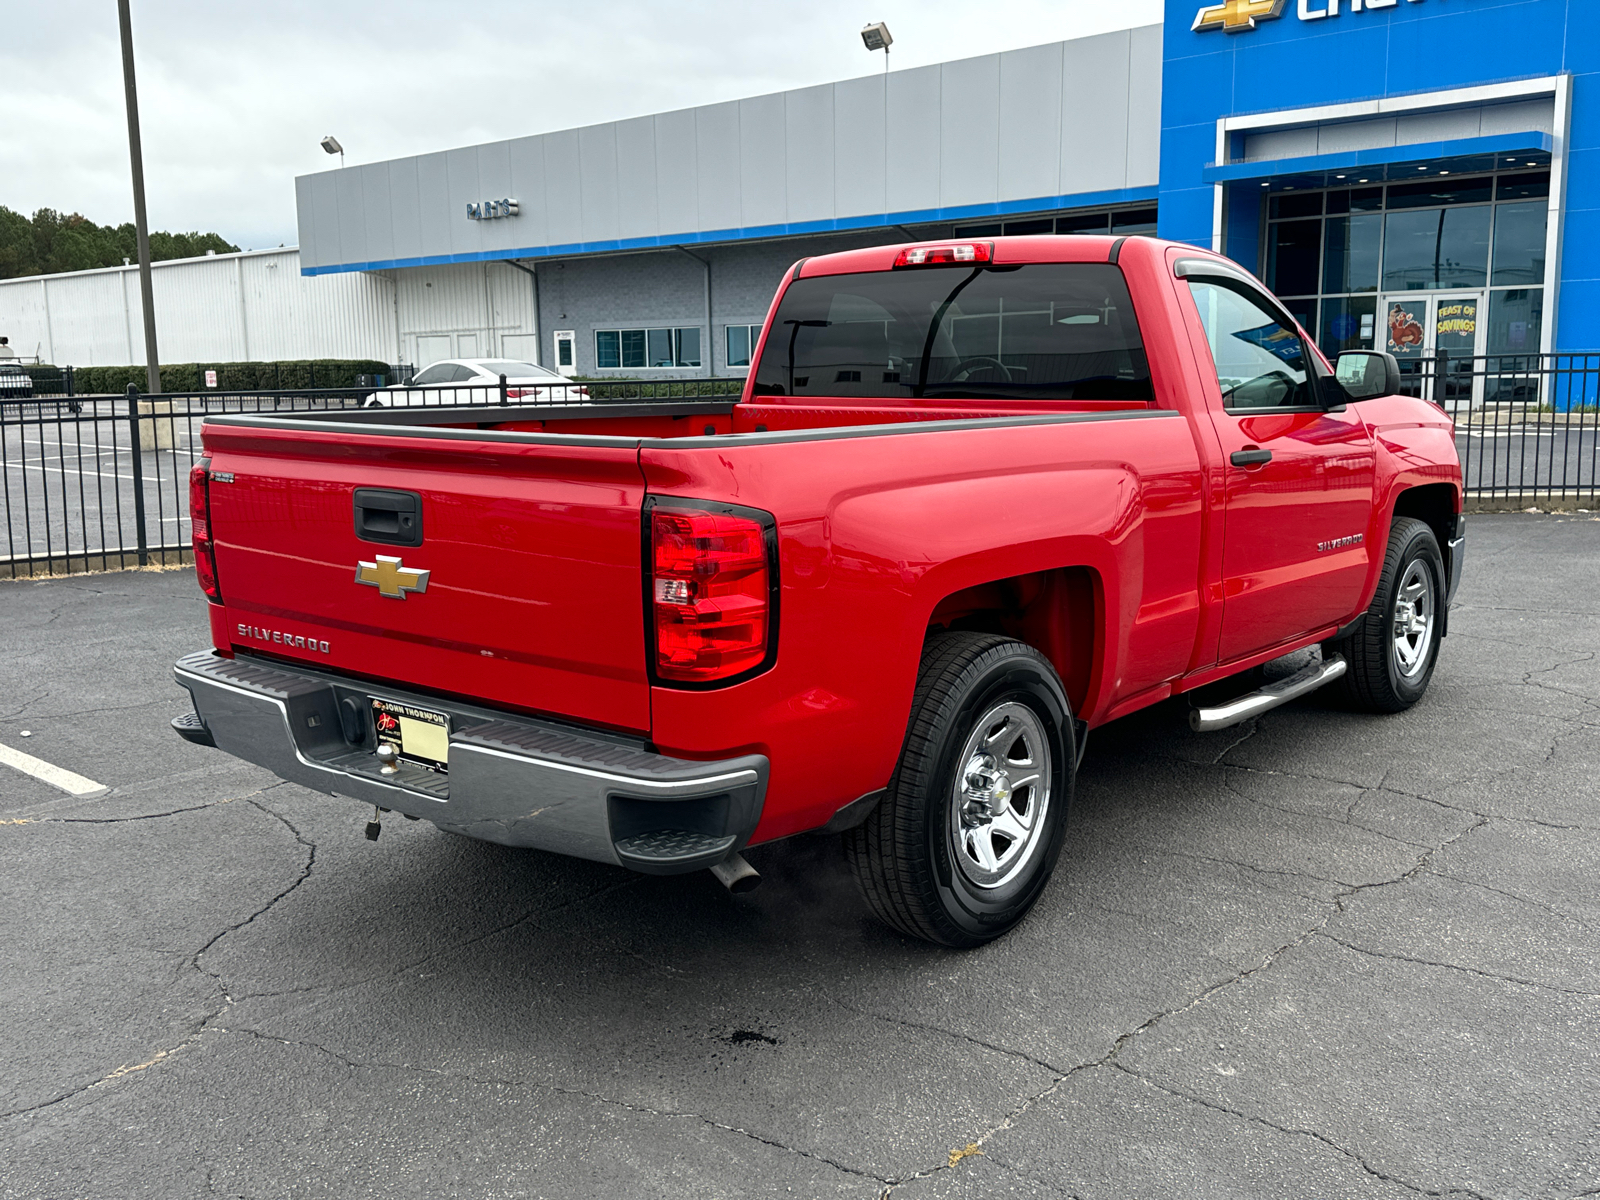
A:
[
  {"left": 949, "top": 702, "right": 1052, "bottom": 890},
  {"left": 1391, "top": 559, "right": 1436, "bottom": 680}
]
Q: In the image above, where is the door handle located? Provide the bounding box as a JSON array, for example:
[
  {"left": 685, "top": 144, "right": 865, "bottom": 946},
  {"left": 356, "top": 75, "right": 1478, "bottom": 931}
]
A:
[{"left": 1230, "top": 448, "right": 1273, "bottom": 468}]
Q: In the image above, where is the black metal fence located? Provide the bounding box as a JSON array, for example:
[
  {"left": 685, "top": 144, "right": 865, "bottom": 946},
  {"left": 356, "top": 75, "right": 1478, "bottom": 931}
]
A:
[
  {"left": 1397, "top": 354, "right": 1598, "bottom": 503},
  {"left": 3, "top": 366, "right": 1595, "bottom": 580},
  {"left": 1, "top": 377, "right": 745, "bottom": 579}
]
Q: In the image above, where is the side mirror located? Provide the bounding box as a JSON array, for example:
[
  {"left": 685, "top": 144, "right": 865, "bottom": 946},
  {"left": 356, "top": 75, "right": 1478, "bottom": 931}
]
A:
[{"left": 1334, "top": 350, "right": 1401, "bottom": 402}]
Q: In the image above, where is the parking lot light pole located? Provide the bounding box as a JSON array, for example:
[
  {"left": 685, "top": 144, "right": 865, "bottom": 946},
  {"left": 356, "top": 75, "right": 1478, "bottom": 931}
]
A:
[
  {"left": 861, "top": 22, "right": 892, "bottom": 72},
  {"left": 118, "top": 0, "right": 161, "bottom": 397}
]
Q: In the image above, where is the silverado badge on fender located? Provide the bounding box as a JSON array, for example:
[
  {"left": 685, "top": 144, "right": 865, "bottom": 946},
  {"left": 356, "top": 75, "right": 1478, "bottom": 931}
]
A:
[{"left": 355, "top": 555, "right": 431, "bottom": 599}]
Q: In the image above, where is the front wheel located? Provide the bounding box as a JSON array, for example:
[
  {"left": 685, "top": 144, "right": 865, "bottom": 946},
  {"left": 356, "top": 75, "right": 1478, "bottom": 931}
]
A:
[
  {"left": 1324, "top": 516, "right": 1445, "bottom": 713},
  {"left": 844, "top": 633, "right": 1073, "bottom": 948}
]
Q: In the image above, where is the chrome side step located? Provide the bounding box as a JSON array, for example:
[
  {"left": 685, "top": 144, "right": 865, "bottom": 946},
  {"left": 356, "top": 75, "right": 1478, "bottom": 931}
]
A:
[{"left": 1189, "top": 655, "right": 1347, "bottom": 733}]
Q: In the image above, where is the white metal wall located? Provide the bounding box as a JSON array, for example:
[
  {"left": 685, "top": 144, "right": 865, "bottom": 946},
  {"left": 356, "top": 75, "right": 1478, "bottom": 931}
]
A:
[
  {"left": 393, "top": 260, "right": 539, "bottom": 367},
  {"left": 0, "top": 248, "right": 399, "bottom": 366}
]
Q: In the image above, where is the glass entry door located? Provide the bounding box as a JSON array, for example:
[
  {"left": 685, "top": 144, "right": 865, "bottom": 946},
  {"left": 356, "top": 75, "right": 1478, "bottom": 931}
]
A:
[{"left": 1383, "top": 293, "right": 1485, "bottom": 410}]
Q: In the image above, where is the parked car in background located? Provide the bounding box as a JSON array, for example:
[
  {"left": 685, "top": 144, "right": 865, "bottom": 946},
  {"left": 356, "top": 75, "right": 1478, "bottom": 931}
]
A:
[
  {"left": 0, "top": 364, "right": 35, "bottom": 400},
  {"left": 364, "top": 358, "right": 584, "bottom": 406}
]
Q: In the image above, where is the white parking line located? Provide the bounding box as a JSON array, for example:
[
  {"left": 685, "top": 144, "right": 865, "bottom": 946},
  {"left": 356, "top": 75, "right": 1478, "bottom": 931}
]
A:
[
  {"left": 0, "top": 741, "right": 108, "bottom": 798},
  {"left": 2, "top": 459, "right": 136, "bottom": 481}
]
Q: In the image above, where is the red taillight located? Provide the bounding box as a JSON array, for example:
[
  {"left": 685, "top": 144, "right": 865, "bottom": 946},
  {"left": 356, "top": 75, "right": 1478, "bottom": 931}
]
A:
[
  {"left": 189, "top": 459, "right": 222, "bottom": 603},
  {"left": 893, "top": 242, "right": 993, "bottom": 268},
  {"left": 650, "top": 505, "right": 773, "bottom": 684}
]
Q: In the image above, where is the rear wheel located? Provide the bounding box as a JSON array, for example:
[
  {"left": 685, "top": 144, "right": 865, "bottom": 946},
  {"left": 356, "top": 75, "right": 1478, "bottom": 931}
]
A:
[
  {"left": 844, "top": 633, "right": 1073, "bottom": 948},
  {"left": 1324, "top": 516, "right": 1445, "bottom": 713}
]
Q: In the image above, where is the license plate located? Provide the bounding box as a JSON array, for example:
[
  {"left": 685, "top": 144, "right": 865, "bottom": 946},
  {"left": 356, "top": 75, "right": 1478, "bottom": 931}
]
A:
[{"left": 370, "top": 698, "right": 450, "bottom": 772}]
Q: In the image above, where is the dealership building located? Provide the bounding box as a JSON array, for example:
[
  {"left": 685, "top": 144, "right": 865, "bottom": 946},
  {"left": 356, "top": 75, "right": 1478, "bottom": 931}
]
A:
[{"left": 3, "top": 0, "right": 1593, "bottom": 392}]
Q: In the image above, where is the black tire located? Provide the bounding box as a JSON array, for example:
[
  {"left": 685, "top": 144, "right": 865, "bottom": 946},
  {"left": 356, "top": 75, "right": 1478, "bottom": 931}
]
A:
[
  {"left": 1324, "top": 516, "right": 1445, "bottom": 713},
  {"left": 844, "top": 633, "right": 1074, "bottom": 948}
]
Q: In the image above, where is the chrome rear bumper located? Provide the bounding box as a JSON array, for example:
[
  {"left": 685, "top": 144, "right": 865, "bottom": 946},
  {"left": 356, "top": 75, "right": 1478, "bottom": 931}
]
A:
[{"left": 172, "top": 650, "right": 767, "bottom": 874}]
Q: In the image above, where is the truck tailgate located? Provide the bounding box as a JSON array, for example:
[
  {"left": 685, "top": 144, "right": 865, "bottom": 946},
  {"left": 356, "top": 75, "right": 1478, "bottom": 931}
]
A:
[{"left": 202, "top": 422, "right": 651, "bottom": 733}]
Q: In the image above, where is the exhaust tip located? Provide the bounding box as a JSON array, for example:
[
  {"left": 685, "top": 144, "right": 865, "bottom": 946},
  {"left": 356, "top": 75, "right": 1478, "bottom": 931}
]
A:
[{"left": 709, "top": 852, "right": 761, "bottom": 894}]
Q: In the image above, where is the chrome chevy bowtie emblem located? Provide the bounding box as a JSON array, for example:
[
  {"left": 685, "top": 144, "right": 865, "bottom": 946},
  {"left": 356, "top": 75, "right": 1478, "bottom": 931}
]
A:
[
  {"left": 1192, "top": 0, "right": 1286, "bottom": 33},
  {"left": 355, "top": 555, "right": 431, "bottom": 599}
]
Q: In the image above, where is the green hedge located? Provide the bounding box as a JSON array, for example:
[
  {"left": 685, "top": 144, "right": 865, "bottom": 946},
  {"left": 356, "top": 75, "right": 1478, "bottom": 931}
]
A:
[
  {"left": 572, "top": 376, "right": 745, "bottom": 400},
  {"left": 60, "top": 359, "right": 394, "bottom": 395}
]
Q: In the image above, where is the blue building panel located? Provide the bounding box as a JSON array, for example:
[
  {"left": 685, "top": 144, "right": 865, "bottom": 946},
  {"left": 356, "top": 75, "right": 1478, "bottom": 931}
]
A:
[{"left": 1159, "top": 0, "right": 1596, "bottom": 360}]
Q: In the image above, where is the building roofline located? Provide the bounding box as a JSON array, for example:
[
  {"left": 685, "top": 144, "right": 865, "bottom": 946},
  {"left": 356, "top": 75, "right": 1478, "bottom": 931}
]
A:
[
  {"left": 293, "top": 26, "right": 1164, "bottom": 185},
  {"left": 0, "top": 245, "right": 300, "bottom": 287}
]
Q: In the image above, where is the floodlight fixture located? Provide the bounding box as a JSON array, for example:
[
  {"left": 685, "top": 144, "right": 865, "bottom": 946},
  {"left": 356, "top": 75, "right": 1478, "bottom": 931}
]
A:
[
  {"left": 321, "top": 135, "right": 345, "bottom": 167},
  {"left": 861, "top": 21, "right": 892, "bottom": 72}
]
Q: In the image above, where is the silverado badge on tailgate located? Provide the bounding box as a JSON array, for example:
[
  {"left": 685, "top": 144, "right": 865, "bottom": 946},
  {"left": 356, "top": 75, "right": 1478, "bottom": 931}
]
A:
[{"left": 355, "top": 555, "right": 431, "bottom": 599}]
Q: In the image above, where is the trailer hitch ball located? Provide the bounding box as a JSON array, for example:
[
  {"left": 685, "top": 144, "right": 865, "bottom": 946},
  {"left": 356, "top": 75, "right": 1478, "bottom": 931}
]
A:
[{"left": 375, "top": 742, "right": 400, "bottom": 776}]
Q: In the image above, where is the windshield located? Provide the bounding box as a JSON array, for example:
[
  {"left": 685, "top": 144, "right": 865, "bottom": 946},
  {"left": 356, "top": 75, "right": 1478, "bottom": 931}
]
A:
[
  {"left": 750, "top": 263, "right": 1151, "bottom": 401},
  {"left": 478, "top": 360, "right": 562, "bottom": 379}
]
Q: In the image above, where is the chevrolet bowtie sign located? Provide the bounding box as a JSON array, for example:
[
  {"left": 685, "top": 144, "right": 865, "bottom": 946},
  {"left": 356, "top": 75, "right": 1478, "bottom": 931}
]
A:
[
  {"left": 1192, "top": 0, "right": 1285, "bottom": 31},
  {"left": 1195, "top": 0, "right": 1421, "bottom": 33},
  {"left": 356, "top": 555, "right": 431, "bottom": 600}
]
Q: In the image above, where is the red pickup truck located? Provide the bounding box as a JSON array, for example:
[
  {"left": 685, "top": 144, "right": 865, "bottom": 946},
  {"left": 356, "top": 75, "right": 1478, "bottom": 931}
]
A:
[{"left": 171, "top": 235, "right": 1464, "bottom": 947}]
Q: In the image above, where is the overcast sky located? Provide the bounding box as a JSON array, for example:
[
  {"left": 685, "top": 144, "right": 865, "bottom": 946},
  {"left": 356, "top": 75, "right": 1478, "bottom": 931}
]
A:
[{"left": 1, "top": 0, "right": 1165, "bottom": 252}]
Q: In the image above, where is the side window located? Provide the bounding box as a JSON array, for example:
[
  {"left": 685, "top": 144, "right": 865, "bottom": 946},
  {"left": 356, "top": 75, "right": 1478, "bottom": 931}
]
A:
[
  {"left": 1186, "top": 278, "right": 1316, "bottom": 410},
  {"left": 411, "top": 364, "right": 451, "bottom": 385},
  {"left": 450, "top": 364, "right": 480, "bottom": 382}
]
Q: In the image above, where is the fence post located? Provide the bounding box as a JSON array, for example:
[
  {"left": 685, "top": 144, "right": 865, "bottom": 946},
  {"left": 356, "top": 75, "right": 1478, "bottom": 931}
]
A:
[
  {"left": 499, "top": 373, "right": 508, "bottom": 405},
  {"left": 126, "top": 383, "right": 149, "bottom": 567},
  {"left": 64, "top": 366, "right": 74, "bottom": 398}
]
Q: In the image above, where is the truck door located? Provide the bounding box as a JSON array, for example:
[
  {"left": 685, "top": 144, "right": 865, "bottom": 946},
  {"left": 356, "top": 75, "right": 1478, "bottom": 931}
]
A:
[{"left": 1178, "top": 262, "right": 1376, "bottom": 665}]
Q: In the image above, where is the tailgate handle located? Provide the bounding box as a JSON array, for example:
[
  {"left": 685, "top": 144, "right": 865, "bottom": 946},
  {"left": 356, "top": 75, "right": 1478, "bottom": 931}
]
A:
[{"left": 353, "top": 488, "right": 423, "bottom": 546}]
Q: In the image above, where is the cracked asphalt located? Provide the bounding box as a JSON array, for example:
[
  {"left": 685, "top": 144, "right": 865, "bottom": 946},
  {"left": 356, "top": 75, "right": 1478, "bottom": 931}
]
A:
[{"left": 2, "top": 512, "right": 1598, "bottom": 1200}]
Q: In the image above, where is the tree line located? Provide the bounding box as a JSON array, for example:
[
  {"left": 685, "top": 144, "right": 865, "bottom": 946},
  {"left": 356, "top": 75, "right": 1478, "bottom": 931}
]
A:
[{"left": 0, "top": 207, "right": 240, "bottom": 279}]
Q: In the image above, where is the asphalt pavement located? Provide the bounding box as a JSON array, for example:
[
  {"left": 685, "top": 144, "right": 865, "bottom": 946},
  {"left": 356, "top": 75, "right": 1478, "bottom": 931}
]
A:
[{"left": 2, "top": 513, "right": 1598, "bottom": 1199}]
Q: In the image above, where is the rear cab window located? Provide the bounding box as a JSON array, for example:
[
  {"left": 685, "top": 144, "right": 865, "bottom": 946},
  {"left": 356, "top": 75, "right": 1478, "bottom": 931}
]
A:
[{"left": 751, "top": 263, "right": 1153, "bottom": 403}]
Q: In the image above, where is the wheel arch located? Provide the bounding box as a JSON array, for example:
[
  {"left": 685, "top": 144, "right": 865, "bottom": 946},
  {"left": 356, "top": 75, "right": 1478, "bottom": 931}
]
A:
[
  {"left": 1392, "top": 482, "right": 1458, "bottom": 561},
  {"left": 1391, "top": 482, "right": 1460, "bottom": 633},
  {"left": 924, "top": 566, "right": 1104, "bottom": 719}
]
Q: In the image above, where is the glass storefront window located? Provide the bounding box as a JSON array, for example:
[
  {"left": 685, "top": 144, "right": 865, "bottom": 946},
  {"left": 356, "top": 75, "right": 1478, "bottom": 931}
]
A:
[
  {"left": 1382, "top": 206, "right": 1491, "bottom": 290},
  {"left": 1268, "top": 219, "right": 1322, "bottom": 298},
  {"left": 1263, "top": 170, "right": 1548, "bottom": 361},
  {"left": 1111, "top": 207, "right": 1159, "bottom": 233},
  {"left": 1323, "top": 213, "right": 1382, "bottom": 293},
  {"left": 1269, "top": 193, "right": 1323, "bottom": 220},
  {"left": 1487, "top": 289, "right": 1543, "bottom": 356},
  {"left": 1498, "top": 172, "right": 1550, "bottom": 201},
  {"left": 1386, "top": 177, "right": 1494, "bottom": 209},
  {"left": 1320, "top": 296, "right": 1378, "bottom": 355},
  {"left": 596, "top": 327, "right": 700, "bottom": 369},
  {"left": 1491, "top": 202, "right": 1548, "bottom": 286},
  {"left": 1055, "top": 213, "right": 1108, "bottom": 234}
]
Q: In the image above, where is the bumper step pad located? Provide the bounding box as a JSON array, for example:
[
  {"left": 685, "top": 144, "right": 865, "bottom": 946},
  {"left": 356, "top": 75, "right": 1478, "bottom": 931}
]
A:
[{"left": 172, "top": 649, "right": 767, "bottom": 873}]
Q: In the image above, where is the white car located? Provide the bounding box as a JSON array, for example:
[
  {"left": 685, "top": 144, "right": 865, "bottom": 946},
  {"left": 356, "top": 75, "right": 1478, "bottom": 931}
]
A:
[
  {"left": 0, "top": 364, "right": 34, "bottom": 398},
  {"left": 364, "top": 358, "right": 585, "bottom": 406}
]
